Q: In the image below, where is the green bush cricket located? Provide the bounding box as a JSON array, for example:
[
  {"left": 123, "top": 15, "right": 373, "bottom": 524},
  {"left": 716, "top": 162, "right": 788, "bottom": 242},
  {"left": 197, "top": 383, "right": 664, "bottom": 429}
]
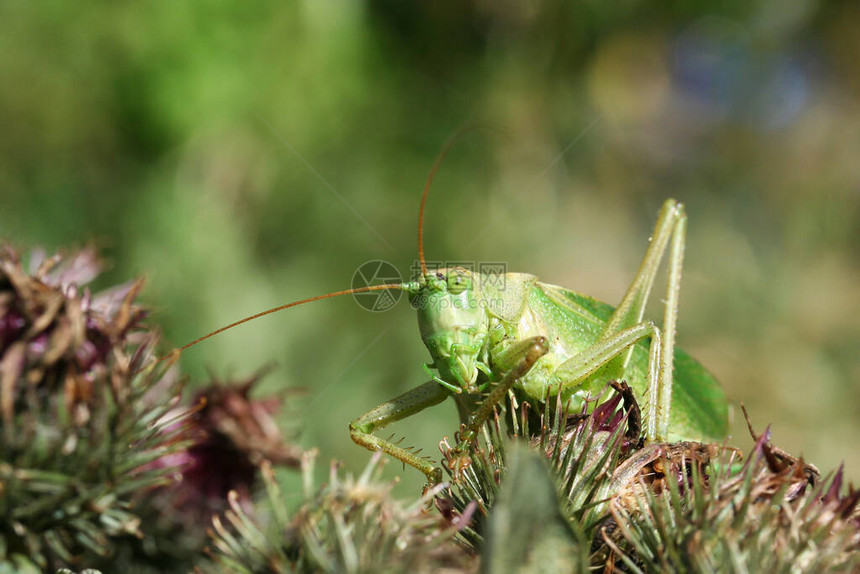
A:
[{"left": 168, "top": 140, "right": 729, "bottom": 485}]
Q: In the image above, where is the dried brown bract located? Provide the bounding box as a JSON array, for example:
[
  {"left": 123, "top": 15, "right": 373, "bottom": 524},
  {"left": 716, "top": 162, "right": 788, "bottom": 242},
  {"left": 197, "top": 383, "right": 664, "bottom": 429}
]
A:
[{"left": 0, "top": 245, "right": 148, "bottom": 433}]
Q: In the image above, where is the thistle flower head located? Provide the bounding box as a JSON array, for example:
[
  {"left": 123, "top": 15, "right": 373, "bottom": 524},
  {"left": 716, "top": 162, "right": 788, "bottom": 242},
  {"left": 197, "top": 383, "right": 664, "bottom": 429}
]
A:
[
  {"left": 0, "top": 245, "right": 190, "bottom": 570},
  {"left": 153, "top": 369, "right": 305, "bottom": 518},
  {"left": 206, "top": 452, "right": 476, "bottom": 573}
]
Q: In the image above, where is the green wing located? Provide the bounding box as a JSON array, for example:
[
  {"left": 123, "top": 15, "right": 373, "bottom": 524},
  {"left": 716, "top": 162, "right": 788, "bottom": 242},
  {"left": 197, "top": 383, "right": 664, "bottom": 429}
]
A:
[{"left": 539, "top": 282, "right": 728, "bottom": 442}]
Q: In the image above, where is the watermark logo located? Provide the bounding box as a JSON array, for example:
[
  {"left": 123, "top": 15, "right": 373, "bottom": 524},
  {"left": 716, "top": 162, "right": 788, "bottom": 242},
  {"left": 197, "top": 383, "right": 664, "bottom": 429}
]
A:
[
  {"left": 351, "top": 260, "right": 402, "bottom": 312},
  {"left": 478, "top": 262, "right": 507, "bottom": 290},
  {"left": 352, "top": 260, "right": 509, "bottom": 312},
  {"left": 408, "top": 260, "right": 508, "bottom": 290}
]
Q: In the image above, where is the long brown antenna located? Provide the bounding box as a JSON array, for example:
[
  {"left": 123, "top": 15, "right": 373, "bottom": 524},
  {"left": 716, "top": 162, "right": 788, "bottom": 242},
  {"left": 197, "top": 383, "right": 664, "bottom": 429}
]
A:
[
  {"left": 417, "top": 124, "right": 492, "bottom": 276},
  {"left": 147, "top": 283, "right": 405, "bottom": 371}
]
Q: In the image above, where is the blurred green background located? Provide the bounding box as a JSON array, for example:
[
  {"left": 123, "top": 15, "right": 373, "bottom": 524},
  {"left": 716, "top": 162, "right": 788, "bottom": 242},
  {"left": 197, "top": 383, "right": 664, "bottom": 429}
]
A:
[{"left": 2, "top": 1, "right": 858, "bottom": 494}]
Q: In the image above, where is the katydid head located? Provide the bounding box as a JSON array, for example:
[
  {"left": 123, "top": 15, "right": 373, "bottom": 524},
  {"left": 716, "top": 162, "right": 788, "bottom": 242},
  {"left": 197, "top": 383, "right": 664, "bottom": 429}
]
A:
[{"left": 410, "top": 267, "right": 489, "bottom": 391}]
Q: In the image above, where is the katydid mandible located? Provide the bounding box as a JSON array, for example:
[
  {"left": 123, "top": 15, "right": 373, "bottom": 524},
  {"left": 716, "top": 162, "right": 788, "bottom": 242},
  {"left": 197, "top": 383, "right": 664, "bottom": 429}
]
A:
[{"left": 168, "top": 140, "right": 729, "bottom": 485}]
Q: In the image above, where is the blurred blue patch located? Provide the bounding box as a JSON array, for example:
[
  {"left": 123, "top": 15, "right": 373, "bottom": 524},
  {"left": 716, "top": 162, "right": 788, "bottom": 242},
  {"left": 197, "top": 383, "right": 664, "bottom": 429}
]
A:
[{"left": 672, "top": 18, "right": 811, "bottom": 130}]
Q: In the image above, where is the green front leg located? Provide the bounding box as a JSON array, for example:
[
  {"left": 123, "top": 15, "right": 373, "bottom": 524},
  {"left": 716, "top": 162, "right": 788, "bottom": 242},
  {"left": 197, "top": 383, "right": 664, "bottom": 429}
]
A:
[
  {"left": 350, "top": 380, "right": 449, "bottom": 484},
  {"left": 457, "top": 336, "right": 550, "bottom": 447}
]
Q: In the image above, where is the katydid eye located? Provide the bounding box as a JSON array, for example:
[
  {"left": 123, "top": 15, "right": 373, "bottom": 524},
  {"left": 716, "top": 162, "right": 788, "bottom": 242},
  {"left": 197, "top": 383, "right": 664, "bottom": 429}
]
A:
[{"left": 447, "top": 273, "right": 469, "bottom": 294}]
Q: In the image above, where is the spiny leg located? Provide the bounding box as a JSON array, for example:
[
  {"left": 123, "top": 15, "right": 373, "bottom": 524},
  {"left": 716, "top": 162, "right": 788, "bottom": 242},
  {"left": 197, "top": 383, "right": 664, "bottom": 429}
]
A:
[
  {"left": 602, "top": 200, "right": 684, "bottom": 336},
  {"left": 658, "top": 203, "right": 685, "bottom": 439},
  {"left": 598, "top": 199, "right": 687, "bottom": 440},
  {"left": 349, "top": 380, "right": 449, "bottom": 484}
]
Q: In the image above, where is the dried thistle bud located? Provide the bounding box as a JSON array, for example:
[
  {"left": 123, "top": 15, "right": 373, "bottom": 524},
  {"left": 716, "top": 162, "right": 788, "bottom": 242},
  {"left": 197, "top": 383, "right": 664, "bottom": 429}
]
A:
[
  {"left": 0, "top": 245, "right": 148, "bottom": 432},
  {"left": 191, "top": 368, "right": 304, "bottom": 470},
  {"left": 142, "top": 368, "right": 305, "bottom": 531}
]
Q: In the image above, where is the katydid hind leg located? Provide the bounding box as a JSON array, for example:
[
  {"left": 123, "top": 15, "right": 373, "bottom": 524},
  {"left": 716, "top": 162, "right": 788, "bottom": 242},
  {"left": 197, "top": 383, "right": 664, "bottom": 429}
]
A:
[
  {"left": 600, "top": 200, "right": 684, "bottom": 351},
  {"left": 552, "top": 322, "right": 657, "bottom": 388},
  {"left": 349, "top": 380, "right": 449, "bottom": 483},
  {"left": 551, "top": 321, "right": 671, "bottom": 441},
  {"left": 596, "top": 199, "right": 687, "bottom": 440},
  {"left": 657, "top": 204, "right": 686, "bottom": 439}
]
